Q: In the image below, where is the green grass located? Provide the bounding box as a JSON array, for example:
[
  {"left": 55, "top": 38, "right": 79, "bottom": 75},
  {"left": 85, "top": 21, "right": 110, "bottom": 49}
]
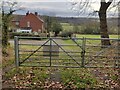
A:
[
  {"left": 60, "top": 22, "right": 118, "bottom": 39},
  {"left": 3, "top": 39, "right": 119, "bottom": 88},
  {"left": 61, "top": 22, "right": 118, "bottom": 36},
  {"left": 61, "top": 68, "right": 97, "bottom": 88},
  {"left": 5, "top": 34, "right": 119, "bottom": 88},
  {"left": 75, "top": 34, "right": 119, "bottom": 45},
  {"left": 59, "top": 34, "right": 119, "bottom": 47},
  {"left": 61, "top": 23, "right": 73, "bottom": 31},
  {"left": 60, "top": 23, "right": 70, "bottom": 26},
  {"left": 18, "top": 35, "right": 119, "bottom": 66},
  {"left": 2, "top": 46, "right": 15, "bottom": 69},
  {"left": 76, "top": 34, "right": 118, "bottom": 39},
  {"left": 5, "top": 66, "right": 98, "bottom": 88}
]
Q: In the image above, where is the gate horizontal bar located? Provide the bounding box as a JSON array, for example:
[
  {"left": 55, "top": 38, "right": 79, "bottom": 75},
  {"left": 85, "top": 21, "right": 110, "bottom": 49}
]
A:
[
  {"left": 19, "top": 44, "right": 82, "bottom": 46},
  {"left": 17, "top": 36, "right": 120, "bottom": 40},
  {"left": 20, "top": 64, "right": 120, "bottom": 68},
  {"left": 15, "top": 36, "right": 120, "bottom": 68}
]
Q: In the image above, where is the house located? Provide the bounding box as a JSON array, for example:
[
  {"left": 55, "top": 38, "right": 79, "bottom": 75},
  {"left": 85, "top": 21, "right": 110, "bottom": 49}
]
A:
[
  {"left": 11, "top": 15, "right": 23, "bottom": 31},
  {"left": 12, "top": 12, "right": 46, "bottom": 35}
]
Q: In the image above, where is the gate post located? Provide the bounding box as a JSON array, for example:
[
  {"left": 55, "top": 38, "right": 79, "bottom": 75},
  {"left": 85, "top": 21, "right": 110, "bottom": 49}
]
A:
[
  {"left": 81, "top": 37, "right": 86, "bottom": 67},
  {"left": 14, "top": 36, "right": 19, "bottom": 67},
  {"left": 49, "top": 38, "right": 52, "bottom": 66}
]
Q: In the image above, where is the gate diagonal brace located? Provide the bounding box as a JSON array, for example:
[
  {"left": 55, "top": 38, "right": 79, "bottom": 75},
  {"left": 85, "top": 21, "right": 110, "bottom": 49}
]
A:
[
  {"left": 71, "top": 38, "right": 82, "bottom": 49},
  {"left": 20, "top": 39, "right": 50, "bottom": 64},
  {"left": 52, "top": 39, "right": 81, "bottom": 66},
  {"left": 72, "top": 38, "right": 86, "bottom": 67}
]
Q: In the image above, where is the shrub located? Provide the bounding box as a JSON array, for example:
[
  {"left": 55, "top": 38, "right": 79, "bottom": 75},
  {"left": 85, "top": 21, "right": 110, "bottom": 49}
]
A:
[
  {"left": 60, "top": 31, "right": 73, "bottom": 37},
  {"left": 51, "top": 22, "right": 63, "bottom": 37},
  {"left": 9, "top": 32, "right": 39, "bottom": 39},
  {"left": 81, "top": 27, "right": 100, "bottom": 34}
]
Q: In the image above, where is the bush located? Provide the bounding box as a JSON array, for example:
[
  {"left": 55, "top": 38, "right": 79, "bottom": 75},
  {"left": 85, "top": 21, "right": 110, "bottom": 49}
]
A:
[
  {"left": 81, "top": 27, "right": 100, "bottom": 34},
  {"left": 60, "top": 31, "right": 73, "bottom": 37},
  {"left": 9, "top": 32, "right": 39, "bottom": 39},
  {"left": 51, "top": 22, "right": 63, "bottom": 37}
]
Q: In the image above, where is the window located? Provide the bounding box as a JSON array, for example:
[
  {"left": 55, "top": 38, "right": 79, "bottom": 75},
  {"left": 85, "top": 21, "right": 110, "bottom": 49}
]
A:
[
  {"left": 27, "top": 21, "right": 30, "bottom": 27},
  {"left": 38, "top": 29, "right": 41, "bottom": 33},
  {"left": 16, "top": 22, "right": 19, "bottom": 25}
]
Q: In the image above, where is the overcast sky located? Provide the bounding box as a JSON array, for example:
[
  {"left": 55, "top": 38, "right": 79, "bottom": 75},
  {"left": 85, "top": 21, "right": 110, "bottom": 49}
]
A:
[{"left": 4, "top": 0, "right": 119, "bottom": 17}]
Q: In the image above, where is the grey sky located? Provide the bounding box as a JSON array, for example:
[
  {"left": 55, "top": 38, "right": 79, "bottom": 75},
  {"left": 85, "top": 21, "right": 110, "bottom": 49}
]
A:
[
  {"left": 14, "top": 2, "right": 82, "bottom": 17},
  {"left": 10, "top": 0, "right": 119, "bottom": 17}
]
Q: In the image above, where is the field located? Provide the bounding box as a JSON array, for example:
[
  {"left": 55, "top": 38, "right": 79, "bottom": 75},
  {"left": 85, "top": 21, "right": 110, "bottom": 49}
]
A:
[
  {"left": 76, "top": 34, "right": 118, "bottom": 39},
  {"left": 2, "top": 34, "right": 120, "bottom": 89},
  {"left": 61, "top": 22, "right": 118, "bottom": 35}
]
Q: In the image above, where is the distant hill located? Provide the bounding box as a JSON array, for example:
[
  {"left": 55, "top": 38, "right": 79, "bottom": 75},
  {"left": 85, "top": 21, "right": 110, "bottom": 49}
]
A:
[{"left": 12, "top": 14, "right": 118, "bottom": 26}]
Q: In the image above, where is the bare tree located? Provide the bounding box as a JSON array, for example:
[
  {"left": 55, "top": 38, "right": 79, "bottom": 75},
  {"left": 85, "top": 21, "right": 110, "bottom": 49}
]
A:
[
  {"left": 98, "top": 0, "right": 113, "bottom": 45},
  {"left": 71, "top": 0, "right": 119, "bottom": 46},
  {"left": 2, "top": 1, "right": 23, "bottom": 54}
]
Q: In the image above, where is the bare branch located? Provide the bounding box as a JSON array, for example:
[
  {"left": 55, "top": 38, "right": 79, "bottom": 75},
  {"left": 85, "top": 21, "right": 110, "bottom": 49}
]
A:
[
  {"left": 108, "top": 1, "right": 120, "bottom": 11},
  {"left": 88, "top": 10, "right": 99, "bottom": 16},
  {"left": 106, "top": 0, "right": 113, "bottom": 8},
  {"left": 107, "top": 0, "right": 113, "bottom": 3},
  {"left": 71, "top": 0, "right": 92, "bottom": 16}
]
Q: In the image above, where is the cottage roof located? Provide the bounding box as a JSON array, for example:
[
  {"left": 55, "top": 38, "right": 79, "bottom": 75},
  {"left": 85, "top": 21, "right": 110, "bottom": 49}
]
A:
[
  {"left": 12, "top": 14, "right": 24, "bottom": 21},
  {"left": 28, "top": 13, "right": 44, "bottom": 22},
  {"left": 12, "top": 12, "right": 44, "bottom": 23}
]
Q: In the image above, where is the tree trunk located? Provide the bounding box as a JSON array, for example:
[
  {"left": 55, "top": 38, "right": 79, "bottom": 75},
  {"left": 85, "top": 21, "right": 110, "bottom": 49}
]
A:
[
  {"left": 99, "top": 10, "right": 111, "bottom": 46},
  {"left": 2, "top": 23, "right": 9, "bottom": 48},
  {"left": 54, "top": 32, "right": 58, "bottom": 37},
  {"left": 2, "top": 12, "right": 9, "bottom": 49},
  {"left": 2, "top": 22, "right": 9, "bottom": 55},
  {"left": 98, "top": 1, "right": 112, "bottom": 46}
]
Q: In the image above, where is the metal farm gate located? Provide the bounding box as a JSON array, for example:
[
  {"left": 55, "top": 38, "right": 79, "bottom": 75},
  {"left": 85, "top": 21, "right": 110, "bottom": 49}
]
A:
[{"left": 14, "top": 36, "right": 120, "bottom": 68}]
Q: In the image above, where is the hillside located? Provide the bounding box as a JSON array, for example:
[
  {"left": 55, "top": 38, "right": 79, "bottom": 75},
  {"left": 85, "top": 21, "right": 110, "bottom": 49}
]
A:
[{"left": 12, "top": 14, "right": 118, "bottom": 26}]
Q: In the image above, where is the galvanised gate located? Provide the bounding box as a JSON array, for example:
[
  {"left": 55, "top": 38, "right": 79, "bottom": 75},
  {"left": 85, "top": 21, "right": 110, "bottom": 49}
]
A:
[{"left": 14, "top": 36, "right": 120, "bottom": 68}]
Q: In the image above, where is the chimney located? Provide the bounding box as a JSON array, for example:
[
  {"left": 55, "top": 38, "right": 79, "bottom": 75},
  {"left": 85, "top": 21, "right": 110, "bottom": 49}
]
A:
[
  {"left": 26, "top": 11, "right": 29, "bottom": 15},
  {"left": 35, "top": 12, "right": 38, "bottom": 16}
]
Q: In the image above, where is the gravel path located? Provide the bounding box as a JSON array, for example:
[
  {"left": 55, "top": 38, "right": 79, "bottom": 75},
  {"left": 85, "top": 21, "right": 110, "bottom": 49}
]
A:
[{"left": 9, "top": 39, "right": 64, "bottom": 46}]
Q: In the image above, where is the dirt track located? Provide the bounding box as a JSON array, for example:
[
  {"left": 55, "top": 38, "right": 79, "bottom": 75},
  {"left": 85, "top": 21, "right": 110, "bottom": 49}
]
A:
[{"left": 9, "top": 39, "right": 63, "bottom": 46}]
